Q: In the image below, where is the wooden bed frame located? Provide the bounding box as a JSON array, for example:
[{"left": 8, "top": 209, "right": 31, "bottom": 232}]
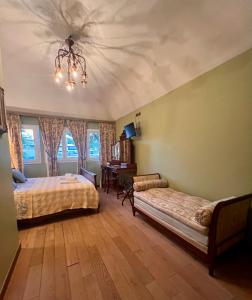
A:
[
  {"left": 80, "top": 167, "right": 98, "bottom": 188},
  {"left": 17, "top": 168, "right": 99, "bottom": 228},
  {"left": 132, "top": 173, "right": 252, "bottom": 276}
]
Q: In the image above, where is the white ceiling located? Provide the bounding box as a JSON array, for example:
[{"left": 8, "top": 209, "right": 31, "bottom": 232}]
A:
[{"left": 0, "top": 0, "right": 252, "bottom": 121}]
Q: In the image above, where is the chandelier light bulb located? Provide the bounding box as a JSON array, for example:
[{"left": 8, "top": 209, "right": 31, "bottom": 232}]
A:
[
  {"left": 54, "top": 66, "right": 64, "bottom": 83},
  {"left": 65, "top": 81, "right": 75, "bottom": 92},
  {"left": 71, "top": 64, "right": 78, "bottom": 78},
  {"left": 66, "top": 83, "right": 73, "bottom": 92},
  {"left": 72, "top": 70, "right": 78, "bottom": 78},
  {"left": 57, "top": 71, "right": 63, "bottom": 79}
]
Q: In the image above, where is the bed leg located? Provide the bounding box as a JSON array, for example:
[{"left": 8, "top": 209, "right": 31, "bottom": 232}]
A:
[
  {"left": 208, "top": 256, "right": 215, "bottom": 276},
  {"left": 96, "top": 203, "right": 100, "bottom": 213}
]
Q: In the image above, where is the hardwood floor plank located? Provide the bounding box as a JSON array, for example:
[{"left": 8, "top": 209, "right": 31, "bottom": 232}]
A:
[
  {"left": 68, "top": 263, "right": 88, "bottom": 300},
  {"left": 4, "top": 229, "right": 36, "bottom": 300},
  {"left": 169, "top": 274, "right": 205, "bottom": 300},
  {"left": 70, "top": 219, "right": 92, "bottom": 277},
  {"left": 83, "top": 273, "right": 104, "bottom": 300},
  {"left": 146, "top": 280, "right": 172, "bottom": 300},
  {"left": 112, "top": 236, "right": 154, "bottom": 285},
  {"left": 92, "top": 216, "right": 154, "bottom": 300},
  {"left": 135, "top": 249, "right": 180, "bottom": 298},
  {"left": 102, "top": 211, "right": 141, "bottom": 252},
  {"left": 175, "top": 263, "right": 233, "bottom": 300},
  {"left": 87, "top": 246, "right": 121, "bottom": 300},
  {"left": 40, "top": 224, "right": 55, "bottom": 300},
  {"left": 23, "top": 227, "right": 46, "bottom": 300},
  {"left": 99, "top": 213, "right": 118, "bottom": 239},
  {"left": 54, "top": 223, "right": 71, "bottom": 300},
  {"left": 62, "top": 221, "right": 79, "bottom": 267}
]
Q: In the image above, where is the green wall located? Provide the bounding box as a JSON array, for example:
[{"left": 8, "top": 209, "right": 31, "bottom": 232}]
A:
[
  {"left": 22, "top": 117, "right": 101, "bottom": 184},
  {"left": 0, "top": 49, "right": 19, "bottom": 294},
  {"left": 116, "top": 49, "right": 252, "bottom": 201}
]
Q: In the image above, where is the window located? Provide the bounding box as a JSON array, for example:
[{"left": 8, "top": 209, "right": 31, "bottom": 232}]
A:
[
  {"left": 87, "top": 129, "right": 100, "bottom": 161},
  {"left": 21, "top": 125, "right": 41, "bottom": 164},
  {"left": 57, "top": 128, "right": 78, "bottom": 161}
]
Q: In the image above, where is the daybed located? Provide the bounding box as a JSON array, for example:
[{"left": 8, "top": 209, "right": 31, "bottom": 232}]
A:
[
  {"left": 132, "top": 173, "right": 251, "bottom": 276},
  {"left": 14, "top": 168, "right": 99, "bottom": 227}
]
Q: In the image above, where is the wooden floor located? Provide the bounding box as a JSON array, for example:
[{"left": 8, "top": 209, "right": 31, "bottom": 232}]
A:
[{"left": 4, "top": 190, "right": 252, "bottom": 300}]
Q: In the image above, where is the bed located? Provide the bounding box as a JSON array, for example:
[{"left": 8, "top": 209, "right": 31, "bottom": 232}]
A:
[
  {"left": 132, "top": 173, "right": 251, "bottom": 275},
  {"left": 14, "top": 168, "right": 99, "bottom": 226}
]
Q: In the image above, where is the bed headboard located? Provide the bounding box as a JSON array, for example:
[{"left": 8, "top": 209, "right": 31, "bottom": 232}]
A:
[{"left": 80, "top": 168, "right": 97, "bottom": 189}]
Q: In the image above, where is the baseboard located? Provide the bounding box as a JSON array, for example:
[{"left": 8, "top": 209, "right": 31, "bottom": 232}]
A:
[{"left": 0, "top": 243, "right": 21, "bottom": 300}]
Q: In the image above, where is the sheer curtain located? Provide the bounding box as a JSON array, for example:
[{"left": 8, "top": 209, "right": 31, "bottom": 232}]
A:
[
  {"left": 99, "top": 123, "right": 116, "bottom": 165},
  {"left": 38, "top": 117, "right": 64, "bottom": 176},
  {"left": 7, "top": 113, "right": 24, "bottom": 172},
  {"left": 67, "top": 119, "right": 87, "bottom": 174}
]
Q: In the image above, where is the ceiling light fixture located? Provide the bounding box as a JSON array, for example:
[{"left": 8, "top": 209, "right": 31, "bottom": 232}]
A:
[{"left": 54, "top": 35, "right": 87, "bottom": 91}]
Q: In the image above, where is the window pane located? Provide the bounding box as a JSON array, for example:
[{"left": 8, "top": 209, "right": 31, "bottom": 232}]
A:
[
  {"left": 57, "top": 140, "right": 63, "bottom": 160},
  {"left": 89, "top": 131, "right": 100, "bottom": 160},
  {"left": 66, "top": 130, "right": 78, "bottom": 158},
  {"left": 22, "top": 128, "right": 35, "bottom": 161}
]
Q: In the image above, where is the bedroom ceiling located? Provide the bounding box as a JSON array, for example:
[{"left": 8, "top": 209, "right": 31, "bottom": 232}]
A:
[{"left": 0, "top": 0, "right": 252, "bottom": 121}]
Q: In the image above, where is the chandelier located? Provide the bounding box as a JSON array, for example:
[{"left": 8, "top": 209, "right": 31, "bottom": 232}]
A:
[{"left": 54, "top": 35, "right": 87, "bottom": 91}]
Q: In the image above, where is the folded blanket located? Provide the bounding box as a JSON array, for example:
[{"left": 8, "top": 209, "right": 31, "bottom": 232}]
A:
[
  {"left": 60, "top": 176, "right": 78, "bottom": 181},
  {"left": 60, "top": 180, "right": 80, "bottom": 184}
]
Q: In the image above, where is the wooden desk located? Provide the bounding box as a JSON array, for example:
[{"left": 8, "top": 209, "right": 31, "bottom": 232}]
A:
[{"left": 101, "top": 164, "right": 137, "bottom": 198}]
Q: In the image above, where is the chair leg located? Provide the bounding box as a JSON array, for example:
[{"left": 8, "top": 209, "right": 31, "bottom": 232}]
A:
[
  {"left": 122, "top": 195, "right": 127, "bottom": 206},
  {"left": 132, "top": 206, "right": 136, "bottom": 216},
  {"left": 122, "top": 190, "right": 130, "bottom": 206}
]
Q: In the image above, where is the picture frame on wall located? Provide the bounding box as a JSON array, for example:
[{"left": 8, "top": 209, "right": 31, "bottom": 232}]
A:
[{"left": 0, "top": 87, "right": 7, "bottom": 135}]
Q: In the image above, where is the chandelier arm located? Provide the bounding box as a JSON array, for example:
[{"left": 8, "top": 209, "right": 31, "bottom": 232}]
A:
[
  {"left": 74, "top": 56, "right": 85, "bottom": 74},
  {"left": 55, "top": 51, "right": 69, "bottom": 67},
  {"left": 75, "top": 54, "right": 87, "bottom": 72},
  {"left": 58, "top": 48, "right": 69, "bottom": 57}
]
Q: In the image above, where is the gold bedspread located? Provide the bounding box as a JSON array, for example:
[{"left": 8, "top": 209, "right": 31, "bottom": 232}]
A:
[{"left": 14, "top": 175, "right": 99, "bottom": 219}]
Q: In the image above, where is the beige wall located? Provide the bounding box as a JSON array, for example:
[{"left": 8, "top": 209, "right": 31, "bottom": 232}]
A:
[
  {"left": 116, "top": 49, "right": 252, "bottom": 201},
  {"left": 0, "top": 48, "right": 19, "bottom": 293}
]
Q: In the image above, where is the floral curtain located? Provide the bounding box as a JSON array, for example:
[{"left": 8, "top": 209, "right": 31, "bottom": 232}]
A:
[
  {"left": 7, "top": 113, "right": 24, "bottom": 172},
  {"left": 99, "top": 123, "right": 116, "bottom": 165},
  {"left": 38, "top": 117, "right": 64, "bottom": 176},
  {"left": 67, "top": 119, "right": 87, "bottom": 174}
]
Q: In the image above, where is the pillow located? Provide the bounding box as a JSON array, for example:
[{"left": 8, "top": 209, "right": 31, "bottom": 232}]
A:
[
  {"left": 12, "top": 169, "right": 27, "bottom": 183},
  {"left": 195, "top": 196, "right": 236, "bottom": 227},
  {"left": 133, "top": 174, "right": 160, "bottom": 183},
  {"left": 12, "top": 181, "right": 17, "bottom": 190},
  {"left": 133, "top": 179, "right": 169, "bottom": 192}
]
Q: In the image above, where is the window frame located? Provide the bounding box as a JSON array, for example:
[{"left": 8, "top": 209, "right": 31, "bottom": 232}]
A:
[
  {"left": 58, "top": 128, "right": 78, "bottom": 163},
  {"left": 87, "top": 128, "right": 100, "bottom": 161},
  {"left": 22, "top": 124, "right": 41, "bottom": 165}
]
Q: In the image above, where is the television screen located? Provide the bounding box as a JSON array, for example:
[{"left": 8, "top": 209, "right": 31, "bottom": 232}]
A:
[{"left": 124, "top": 122, "right": 136, "bottom": 138}]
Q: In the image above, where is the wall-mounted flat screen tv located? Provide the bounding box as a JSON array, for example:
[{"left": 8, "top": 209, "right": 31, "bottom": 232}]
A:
[{"left": 124, "top": 122, "right": 136, "bottom": 138}]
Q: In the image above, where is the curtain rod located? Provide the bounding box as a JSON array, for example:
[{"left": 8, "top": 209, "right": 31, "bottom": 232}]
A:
[{"left": 6, "top": 109, "right": 115, "bottom": 124}]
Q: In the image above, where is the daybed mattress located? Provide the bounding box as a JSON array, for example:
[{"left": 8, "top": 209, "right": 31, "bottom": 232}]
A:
[
  {"left": 134, "top": 197, "right": 208, "bottom": 253},
  {"left": 134, "top": 188, "right": 211, "bottom": 252},
  {"left": 14, "top": 175, "right": 99, "bottom": 219}
]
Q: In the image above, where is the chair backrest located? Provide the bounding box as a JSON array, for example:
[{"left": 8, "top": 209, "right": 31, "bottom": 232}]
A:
[{"left": 133, "top": 173, "right": 160, "bottom": 183}]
